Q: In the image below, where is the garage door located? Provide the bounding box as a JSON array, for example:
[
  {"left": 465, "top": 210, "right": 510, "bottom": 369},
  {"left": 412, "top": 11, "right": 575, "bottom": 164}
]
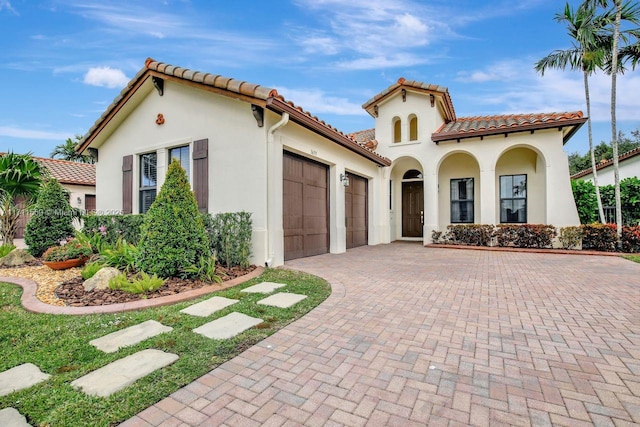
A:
[
  {"left": 346, "top": 173, "right": 368, "bottom": 249},
  {"left": 283, "top": 152, "right": 329, "bottom": 261}
]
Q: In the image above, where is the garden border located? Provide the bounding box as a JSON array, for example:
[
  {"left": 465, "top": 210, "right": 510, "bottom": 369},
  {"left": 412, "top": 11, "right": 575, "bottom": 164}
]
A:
[
  {"left": 0, "top": 266, "right": 264, "bottom": 315},
  {"left": 426, "top": 244, "right": 623, "bottom": 256}
]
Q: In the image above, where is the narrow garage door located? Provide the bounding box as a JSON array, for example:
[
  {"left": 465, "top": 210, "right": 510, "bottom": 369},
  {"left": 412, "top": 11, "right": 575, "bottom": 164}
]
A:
[
  {"left": 346, "top": 173, "right": 368, "bottom": 249},
  {"left": 283, "top": 152, "right": 329, "bottom": 261}
]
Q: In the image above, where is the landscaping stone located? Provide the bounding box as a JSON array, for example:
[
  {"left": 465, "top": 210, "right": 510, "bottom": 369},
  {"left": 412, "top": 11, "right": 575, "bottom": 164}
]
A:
[
  {"left": 0, "top": 363, "right": 50, "bottom": 397},
  {"left": 241, "top": 281, "right": 285, "bottom": 294},
  {"left": 180, "top": 296, "right": 238, "bottom": 317},
  {"left": 0, "top": 249, "right": 35, "bottom": 267},
  {"left": 83, "top": 267, "right": 121, "bottom": 291},
  {"left": 0, "top": 408, "right": 31, "bottom": 427},
  {"left": 71, "top": 349, "right": 179, "bottom": 397},
  {"left": 90, "top": 320, "right": 173, "bottom": 353},
  {"left": 193, "top": 312, "right": 263, "bottom": 339},
  {"left": 257, "top": 292, "right": 307, "bottom": 308}
]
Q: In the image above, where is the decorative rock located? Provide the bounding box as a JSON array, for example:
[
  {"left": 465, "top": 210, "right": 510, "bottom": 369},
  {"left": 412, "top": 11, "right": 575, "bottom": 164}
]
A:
[
  {"left": 0, "top": 408, "right": 31, "bottom": 427},
  {"left": 0, "top": 363, "right": 50, "bottom": 397},
  {"left": 83, "top": 267, "right": 121, "bottom": 291},
  {"left": 0, "top": 249, "right": 35, "bottom": 267}
]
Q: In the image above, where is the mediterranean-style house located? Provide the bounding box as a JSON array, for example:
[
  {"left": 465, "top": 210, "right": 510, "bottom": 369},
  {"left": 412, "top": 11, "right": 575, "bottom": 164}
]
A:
[
  {"left": 77, "top": 58, "right": 585, "bottom": 266},
  {"left": 571, "top": 146, "right": 640, "bottom": 185}
]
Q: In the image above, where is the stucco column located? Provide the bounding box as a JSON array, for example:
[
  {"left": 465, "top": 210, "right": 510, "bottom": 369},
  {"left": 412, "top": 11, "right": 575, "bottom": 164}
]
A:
[
  {"left": 423, "top": 168, "right": 438, "bottom": 243},
  {"left": 331, "top": 165, "right": 346, "bottom": 254},
  {"left": 479, "top": 165, "right": 496, "bottom": 224},
  {"left": 376, "top": 166, "right": 391, "bottom": 244}
]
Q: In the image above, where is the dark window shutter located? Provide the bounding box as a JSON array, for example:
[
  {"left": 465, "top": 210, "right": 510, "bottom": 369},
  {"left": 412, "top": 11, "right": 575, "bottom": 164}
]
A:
[
  {"left": 122, "top": 155, "right": 133, "bottom": 214},
  {"left": 192, "top": 139, "right": 208, "bottom": 212}
]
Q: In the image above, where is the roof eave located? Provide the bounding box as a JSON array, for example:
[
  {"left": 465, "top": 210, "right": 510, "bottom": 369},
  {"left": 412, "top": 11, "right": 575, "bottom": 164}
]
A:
[{"left": 266, "top": 98, "right": 391, "bottom": 167}]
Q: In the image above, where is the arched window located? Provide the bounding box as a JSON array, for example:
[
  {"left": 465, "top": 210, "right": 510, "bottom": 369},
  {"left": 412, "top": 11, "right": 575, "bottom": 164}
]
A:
[
  {"left": 403, "top": 169, "right": 423, "bottom": 180},
  {"left": 409, "top": 115, "right": 418, "bottom": 141},
  {"left": 393, "top": 117, "right": 401, "bottom": 143}
]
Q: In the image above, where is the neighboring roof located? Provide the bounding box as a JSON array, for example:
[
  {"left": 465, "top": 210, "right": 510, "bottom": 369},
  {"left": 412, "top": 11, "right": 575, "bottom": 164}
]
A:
[
  {"left": 349, "top": 128, "right": 375, "bottom": 143},
  {"left": 362, "top": 77, "right": 456, "bottom": 122},
  {"left": 0, "top": 153, "right": 96, "bottom": 186},
  {"left": 571, "top": 146, "right": 640, "bottom": 179},
  {"left": 432, "top": 112, "right": 587, "bottom": 144},
  {"left": 78, "top": 58, "right": 391, "bottom": 167}
]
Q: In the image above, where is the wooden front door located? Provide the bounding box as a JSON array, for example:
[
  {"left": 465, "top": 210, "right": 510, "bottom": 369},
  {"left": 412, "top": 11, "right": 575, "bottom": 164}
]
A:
[
  {"left": 346, "top": 173, "right": 368, "bottom": 249},
  {"left": 283, "top": 152, "right": 329, "bottom": 261},
  {"left": 85, "top": 195, "right": 96, "bottom": 213},
  {"left": 402, "top": 181, "right": 423, "bottom": 237}
]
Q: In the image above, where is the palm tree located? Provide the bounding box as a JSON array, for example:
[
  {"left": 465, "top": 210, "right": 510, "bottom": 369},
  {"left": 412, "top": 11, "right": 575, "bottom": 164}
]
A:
[
  {"left": 50, "top": 135, "right": 94, "bottom": 164},
  {"left": 0, "top": 152, "right": 47, "bottom": 244},
  {"left": 535, "top": 2, "right": 609, "bottom": 223}
]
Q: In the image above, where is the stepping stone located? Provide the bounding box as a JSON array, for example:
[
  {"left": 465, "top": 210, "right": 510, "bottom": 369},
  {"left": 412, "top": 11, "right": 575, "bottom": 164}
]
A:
[
  {"left": 90, "top": 320, "right": 173, "bottom": 353},
  {"left": 180, "top": 296, "right": 238, "bottom": 317},
  {"left": 257, "top": 292, "right": 307, "bottom": 308},
  {"left": 0, "top": 408, "right": 31, "bottom": 427},
  {"left": 193, "top": 312, "right": 263, "bottom": 340},
  {"left": 241, "top": 281, "right": 285, "bottom": 294},
  {"left": 0, "top": 363, "right": 50, "bottom": 397},
  {"left": 71, "top": 349, "right": 178, "bottom": 397}
]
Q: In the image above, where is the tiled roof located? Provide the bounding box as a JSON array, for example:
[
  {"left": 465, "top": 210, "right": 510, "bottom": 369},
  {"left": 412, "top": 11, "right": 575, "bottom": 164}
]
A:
[
  {"left": 78, "top": 59, "right": 390, "bottom": 167},
  {"left": 349, "top": 128, "right": 376, "bottom": 143},
  {"left": 571, "top": 146, "right": 640, "bottom": 179},
  {"left": 38, "top": 157, "right": 95, "bottom": 186},
  {"left": 362, "top": 77, "right": 456, "bottom": 121},
  {"left": 432, "top": 112, "right": 587, "bottom": 144}
]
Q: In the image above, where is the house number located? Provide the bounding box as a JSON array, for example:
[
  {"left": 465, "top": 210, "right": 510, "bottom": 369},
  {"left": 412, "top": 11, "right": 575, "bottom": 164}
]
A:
[{"left": 310, "top": 149, "right": 317, "bottom": 156}]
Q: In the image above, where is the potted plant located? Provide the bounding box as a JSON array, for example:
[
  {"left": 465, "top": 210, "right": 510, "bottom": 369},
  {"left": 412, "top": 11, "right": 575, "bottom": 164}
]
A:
[{"left": 42, "top": 239, "right": 93, "bottom": 270}]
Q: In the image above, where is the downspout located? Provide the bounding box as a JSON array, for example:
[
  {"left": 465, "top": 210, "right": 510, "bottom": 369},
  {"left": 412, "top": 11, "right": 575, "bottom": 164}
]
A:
[{"left": 265, "top": 112, "right": 289, "bottom": 267}]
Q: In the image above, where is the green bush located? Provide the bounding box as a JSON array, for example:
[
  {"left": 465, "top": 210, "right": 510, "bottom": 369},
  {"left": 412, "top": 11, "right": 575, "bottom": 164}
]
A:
[
  {"left": 81, "top": 262, "right": 104, "bottom": 280},
  {"left": 572, "top": 177, "right": 640, "bottom": 225},
  {"left": 0, "top": 243, "right": 16, "bottom": 258},
  {"left": 439, "top": 224, "right": 494, "bottom": 246},
  {"left": 137, "top": 160, "right": 210, "bottom": 278},
  {"left": 621, "top": 225, "right": 640, "bottom": 253},
  {"left": 581, "top": 223, "right": 617, "bottom": 251},
  {"left": 24, "top": 178, "right": 77, "bottom": 257},
  {"left": 180, "top": 255, "right": 222, "bottom": 283},
  {"left": 571, "top": 180, "right": 598, "bottom": 225},
  {"left": 204, "top": 211, "right": 252, "bottom": 268},
  {"left": 108, "top": 271, "right": 165, "bottom": 294},
  {"left": 82, "top": 214, "right": 144, "bottom": 246},
  {"left": 495, "top": 224, "right": 557, "bottom": 248},
  {"left": 559, "top": 226, "right": 582, "bottom": 250},
  {"left": 99, "top": 237, "right": 139, "bottom": 273}
]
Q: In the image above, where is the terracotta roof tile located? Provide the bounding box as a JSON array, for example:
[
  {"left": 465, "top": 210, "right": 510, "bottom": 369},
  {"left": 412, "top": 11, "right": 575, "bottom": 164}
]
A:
[
  {"left": 571, "top": 146, "right": 640, "bottom": 179},
  {"left": 349, "top": 128, "right": 376, "bottom": 144},
  {"left": 0, "top": 154, "right": 96, "bottom": 186},
  {"left": 432, "top": 111, "right": 587, "bottom": 144}
]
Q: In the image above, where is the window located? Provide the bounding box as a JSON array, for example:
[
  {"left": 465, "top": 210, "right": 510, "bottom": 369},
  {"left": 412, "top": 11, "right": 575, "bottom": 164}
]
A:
[
  {"left": 169, "top": 145, "right": 190, "bottom": 180},
  {"left": 139, "top": 152, "right": 157, "bottom": 213},
  {"left": 451, "top": 178, "right": 474, "bottom": 223},
  {"left": 393, "top": 117, "right": 401, "bottom": 143},
  {"left": 409, "top": 115, "right": 418, "bottom": 141},
  {"left": 500, "top": 174, "right": 527, "bottom": 223},
  {"left": 403, "top": 169, "right": 423, "bottom": 180}
]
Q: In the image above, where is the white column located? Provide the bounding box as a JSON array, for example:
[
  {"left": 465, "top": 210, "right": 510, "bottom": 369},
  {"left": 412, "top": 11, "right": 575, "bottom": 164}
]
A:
[
  {"left": 479, "top": 164, "right": 496, "bottom": 225},
  {"left": 331, "top": 165, "right": 346, "bottom": 254}
]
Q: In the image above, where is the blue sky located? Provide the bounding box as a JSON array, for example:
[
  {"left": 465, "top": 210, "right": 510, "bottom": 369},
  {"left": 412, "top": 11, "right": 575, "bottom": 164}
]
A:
[{"left": 1, "top": 0, "right": 639, "bottom": 159}]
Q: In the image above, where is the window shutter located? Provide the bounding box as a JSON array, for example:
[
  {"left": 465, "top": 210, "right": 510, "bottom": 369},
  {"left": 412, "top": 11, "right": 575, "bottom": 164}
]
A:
[
  {"left": 122, "top": 155, "right": 133, "bottom": 214},
  {"left": 192, "top": 139, "right": 208, "bottom": 212}
]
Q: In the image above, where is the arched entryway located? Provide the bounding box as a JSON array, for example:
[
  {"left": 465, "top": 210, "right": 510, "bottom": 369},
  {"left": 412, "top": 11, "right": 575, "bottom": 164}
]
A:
[
  {"left": 437, "top": 152, "right": 480, "bottom": 231},
  {"left": 402, "top": 169, "right": 423, "bottom": 237}
]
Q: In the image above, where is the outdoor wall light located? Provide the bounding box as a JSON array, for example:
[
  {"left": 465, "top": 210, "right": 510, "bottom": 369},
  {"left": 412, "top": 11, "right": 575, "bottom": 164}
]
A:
[
  {"left": 340, "top": 173, "right": 350, "bottom": 187},
  {"left": 76, "top": 196, "right": 82, "bottom": 206}
]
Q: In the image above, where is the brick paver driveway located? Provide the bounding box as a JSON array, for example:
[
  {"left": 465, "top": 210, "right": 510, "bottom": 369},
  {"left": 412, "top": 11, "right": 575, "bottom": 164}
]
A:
[{"left": 125, "top": 243, "right": 640, "bottom": 426}]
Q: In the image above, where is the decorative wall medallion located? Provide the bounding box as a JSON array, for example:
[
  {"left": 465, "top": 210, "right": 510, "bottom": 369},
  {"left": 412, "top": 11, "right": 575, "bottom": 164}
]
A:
[{"left": 156, "top": 113, "right": 165, "bottom": 125}]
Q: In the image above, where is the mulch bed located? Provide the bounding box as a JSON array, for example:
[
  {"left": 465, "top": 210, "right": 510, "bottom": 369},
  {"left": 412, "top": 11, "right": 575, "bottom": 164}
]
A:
[{"left": 55, "top": 265, "right": 257, "bottom": 307}]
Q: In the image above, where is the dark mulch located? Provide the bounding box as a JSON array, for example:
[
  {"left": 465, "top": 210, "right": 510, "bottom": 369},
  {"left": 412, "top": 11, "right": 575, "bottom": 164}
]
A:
[{"left": 55, "top": 265, "right": 257, "bottom": 307}]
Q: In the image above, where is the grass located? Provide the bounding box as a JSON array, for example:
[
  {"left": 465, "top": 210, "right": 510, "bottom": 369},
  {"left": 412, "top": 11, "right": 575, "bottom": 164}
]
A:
[
  {"left": 0, "top": 268, "right": 330, "bottom": 427},
  {"left": 623, "top": 254, "right": 640, "bottom": 263}
]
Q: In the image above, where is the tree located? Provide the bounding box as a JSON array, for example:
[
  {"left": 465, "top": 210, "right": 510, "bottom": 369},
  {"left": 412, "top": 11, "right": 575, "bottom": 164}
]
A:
[
  {"left": 536, "top": 2, "right": 610, "bottom": 223},
  {"left": 137, "top": 160, "right": 210, "bottom": 278},
  {"left": 0, "top": 152, "right": 46, "bottom": 244},
  {"left": 50, "top": 135, "right": 94, "bottom": 164},
  {"left": 568, "top": 129, "right": 640, "bottom": 174},
  {"left": 23, "top": 178, "right": 77, "bottom": 257}
]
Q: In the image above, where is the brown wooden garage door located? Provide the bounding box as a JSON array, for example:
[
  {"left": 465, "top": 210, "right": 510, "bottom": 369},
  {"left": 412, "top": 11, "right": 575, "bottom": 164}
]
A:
[
  {"left": 346, "top": 173, "right": 368, "bottom": 249},
  {"left": 283, "top": 152, "right": 329, "bottom": 261}
]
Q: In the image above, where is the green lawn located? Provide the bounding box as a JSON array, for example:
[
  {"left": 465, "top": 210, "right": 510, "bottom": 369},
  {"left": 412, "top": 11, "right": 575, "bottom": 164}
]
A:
[
  {"left": 623, "top": 255, "right": 640, "bottom": 263},
  {"left": 0, "top": 268, "right": 330, "bottom": 426}
]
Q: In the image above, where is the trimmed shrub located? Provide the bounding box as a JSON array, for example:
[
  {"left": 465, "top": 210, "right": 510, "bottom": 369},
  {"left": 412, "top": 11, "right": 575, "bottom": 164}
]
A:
[
  {"left": 559, "top": 226, "right": 582, "bottom": 250},
  {"left": 439, "top": 224, "right": 494, "bottom": 246},
  {"left": 203, "top": 211, "right": 252, "bottom": 268},
  {"left": 621, "top": 225, "right": 640, "bottom": 253},
  {"left": 495, "top": 224, "right": 556, "bottom": 248},
  {"left": 581, "top": 223, "right": 617, "bottom": 252},
  {"left": 137, "top": 160, "right": 210, "bottom": 278},
  {"left": 24, "top": 178, "right": 77, "bottom": 257},
  {"left": 571, "top": 180, "right": 598, "bottom": 224},
  {"left": 82, "top": 214, "right": 144, "bottom": 246}
]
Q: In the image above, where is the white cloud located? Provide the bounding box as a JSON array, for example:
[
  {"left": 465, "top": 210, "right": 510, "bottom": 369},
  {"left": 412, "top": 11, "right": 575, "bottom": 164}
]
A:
[
  {"left": 0, "top": 126, "right": 71, "bottom": 140},
  {"left": 274, "top": 86, "right": 367, "bottom": 116},
  {"left": 0, "top": 0, "right": 17, "bottom": 14},
  {"left": 83, "top": 67, "right": 129, "bottom": 88}
]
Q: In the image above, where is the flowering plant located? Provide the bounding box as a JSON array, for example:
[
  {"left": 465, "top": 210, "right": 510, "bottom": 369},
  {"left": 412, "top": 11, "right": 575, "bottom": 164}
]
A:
[{"left": 42, "top": 239, "right": 93, "bottom": 262}]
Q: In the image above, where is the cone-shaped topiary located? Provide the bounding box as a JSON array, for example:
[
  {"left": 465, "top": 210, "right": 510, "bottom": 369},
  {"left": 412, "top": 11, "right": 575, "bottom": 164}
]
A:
[
  {"left": 24, "top": 178, "right": 76, "bottom": 257},
  {"left": 137, "top": 159, "right": 210, "bottom": 278}
]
